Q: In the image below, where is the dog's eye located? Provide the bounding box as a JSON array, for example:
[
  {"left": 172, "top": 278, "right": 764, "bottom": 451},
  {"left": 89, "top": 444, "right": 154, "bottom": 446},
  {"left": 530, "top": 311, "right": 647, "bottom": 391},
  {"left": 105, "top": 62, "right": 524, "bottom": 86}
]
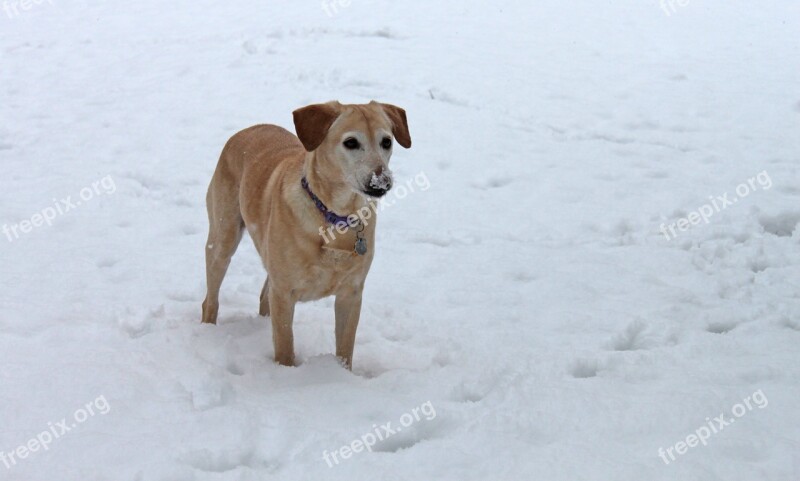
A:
[
  {"left": 343, "top": 138, "right": 360, "bottom": 150},
  {"left": 381, "top": 137, "right": 392, "bottom": 150}
]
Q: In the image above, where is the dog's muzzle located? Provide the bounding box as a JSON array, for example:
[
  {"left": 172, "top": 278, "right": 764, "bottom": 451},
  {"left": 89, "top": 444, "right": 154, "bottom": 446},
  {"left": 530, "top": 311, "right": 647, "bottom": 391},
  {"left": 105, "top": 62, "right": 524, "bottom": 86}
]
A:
[{"left": 363, "top": 170, "right": 393, "bottom": 198}]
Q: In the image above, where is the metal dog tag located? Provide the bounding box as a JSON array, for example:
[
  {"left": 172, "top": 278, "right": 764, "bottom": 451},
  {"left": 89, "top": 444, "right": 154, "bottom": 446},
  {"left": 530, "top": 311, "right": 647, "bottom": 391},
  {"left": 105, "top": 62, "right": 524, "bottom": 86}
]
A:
[{"left": 354, "top": 237, "right": 368, "bottom": 256}]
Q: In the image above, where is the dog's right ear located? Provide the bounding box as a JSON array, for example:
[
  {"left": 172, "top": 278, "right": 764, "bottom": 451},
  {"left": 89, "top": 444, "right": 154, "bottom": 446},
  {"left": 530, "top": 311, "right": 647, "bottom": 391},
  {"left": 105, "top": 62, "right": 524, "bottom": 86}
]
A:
[{"left": 293, "top": 102, "right": 341, "bottom": 152}]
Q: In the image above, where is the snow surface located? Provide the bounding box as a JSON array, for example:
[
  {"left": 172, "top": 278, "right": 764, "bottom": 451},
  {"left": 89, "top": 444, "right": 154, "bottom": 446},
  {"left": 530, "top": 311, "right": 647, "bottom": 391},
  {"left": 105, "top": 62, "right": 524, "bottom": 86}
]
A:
[{"left": 2, "top": 1, "right": 800, "bottom": 480}]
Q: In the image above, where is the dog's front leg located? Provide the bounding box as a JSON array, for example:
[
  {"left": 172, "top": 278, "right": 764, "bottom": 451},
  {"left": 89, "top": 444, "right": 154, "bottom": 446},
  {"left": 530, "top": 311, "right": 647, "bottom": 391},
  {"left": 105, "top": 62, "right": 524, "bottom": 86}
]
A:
[
  {"left": 335, "top": 289, "right": 364, "bottom": 369},
  {"left": 269, "top": 287, "right": 296, "bottom": 366}
]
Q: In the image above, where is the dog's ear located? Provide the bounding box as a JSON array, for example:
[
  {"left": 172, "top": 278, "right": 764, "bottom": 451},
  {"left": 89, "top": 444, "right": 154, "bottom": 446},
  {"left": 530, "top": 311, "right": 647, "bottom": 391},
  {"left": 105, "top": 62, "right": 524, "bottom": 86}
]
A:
[
  {"left": 293, "top": 102, "right": 341, "bottom": 152},
  {"left": 377, "top": 102, "right": 411, "bottom": 149}
]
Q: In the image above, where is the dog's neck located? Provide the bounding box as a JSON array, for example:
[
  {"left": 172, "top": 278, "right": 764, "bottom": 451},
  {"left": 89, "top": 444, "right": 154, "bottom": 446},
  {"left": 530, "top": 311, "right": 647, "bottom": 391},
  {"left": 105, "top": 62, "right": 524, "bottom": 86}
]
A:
[{"left": 302, "top": 151, "right": 368, "bottom": 218}]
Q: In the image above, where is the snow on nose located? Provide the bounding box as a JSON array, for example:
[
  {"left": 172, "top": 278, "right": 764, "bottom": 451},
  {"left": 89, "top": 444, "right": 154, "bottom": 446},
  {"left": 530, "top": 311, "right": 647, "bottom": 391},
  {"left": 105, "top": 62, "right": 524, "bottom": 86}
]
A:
[{"left": 369, "top": 170, "right": 392, "bottom": 191}]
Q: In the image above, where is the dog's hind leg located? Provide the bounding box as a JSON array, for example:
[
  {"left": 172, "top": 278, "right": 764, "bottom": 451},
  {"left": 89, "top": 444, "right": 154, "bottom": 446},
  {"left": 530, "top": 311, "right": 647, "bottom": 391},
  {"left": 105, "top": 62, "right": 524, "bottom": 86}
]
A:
[
  {"left": 202, "top": 168, "right": 245, "bottom": 325},
  {"left": 259, "top": 277, "right": 270, "bottom": 317}
]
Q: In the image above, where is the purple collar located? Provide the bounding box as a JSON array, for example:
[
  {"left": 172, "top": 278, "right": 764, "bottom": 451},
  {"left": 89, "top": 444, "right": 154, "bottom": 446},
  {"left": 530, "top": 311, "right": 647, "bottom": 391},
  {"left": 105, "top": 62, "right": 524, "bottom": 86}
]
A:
[{"left": 301, "top": 177, "right": 353, "bottom": 228}]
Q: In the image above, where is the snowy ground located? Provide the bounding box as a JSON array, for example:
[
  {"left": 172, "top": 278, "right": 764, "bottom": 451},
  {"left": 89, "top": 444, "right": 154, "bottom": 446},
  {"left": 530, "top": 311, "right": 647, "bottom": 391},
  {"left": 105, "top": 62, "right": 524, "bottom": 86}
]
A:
[{"left": 2, "top": 1, "right": 799, "bottom": 480}]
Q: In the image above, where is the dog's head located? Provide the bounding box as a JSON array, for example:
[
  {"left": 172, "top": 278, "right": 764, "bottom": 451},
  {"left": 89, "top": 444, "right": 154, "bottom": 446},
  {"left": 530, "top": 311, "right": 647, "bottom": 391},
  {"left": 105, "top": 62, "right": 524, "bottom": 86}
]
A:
[{"left": 293, "top": 101, "right": 411, "bottom": 198}]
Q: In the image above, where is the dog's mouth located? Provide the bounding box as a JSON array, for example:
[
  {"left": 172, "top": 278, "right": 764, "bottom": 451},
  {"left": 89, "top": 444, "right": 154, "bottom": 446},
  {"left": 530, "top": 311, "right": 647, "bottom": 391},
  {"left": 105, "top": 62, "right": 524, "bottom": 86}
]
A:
[{"left": 361, "top": 185, "right": 391, "bottom": 198}]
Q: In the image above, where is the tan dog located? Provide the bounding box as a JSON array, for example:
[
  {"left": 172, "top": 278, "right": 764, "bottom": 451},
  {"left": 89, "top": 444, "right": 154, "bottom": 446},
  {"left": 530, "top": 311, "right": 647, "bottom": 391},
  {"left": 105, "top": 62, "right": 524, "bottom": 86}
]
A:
[{"left": 201, "top": 101, "right": 411, "bottom": 369}]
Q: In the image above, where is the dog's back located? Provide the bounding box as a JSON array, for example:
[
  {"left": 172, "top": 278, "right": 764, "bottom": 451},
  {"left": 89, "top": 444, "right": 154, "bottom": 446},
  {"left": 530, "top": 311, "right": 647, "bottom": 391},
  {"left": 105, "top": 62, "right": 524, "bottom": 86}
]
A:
[
  {"left": 217, "top": 124, "right": 304, "bottom": 192},
  {"left": 210, "top": 124, "right": 305, "bottom": 225}
]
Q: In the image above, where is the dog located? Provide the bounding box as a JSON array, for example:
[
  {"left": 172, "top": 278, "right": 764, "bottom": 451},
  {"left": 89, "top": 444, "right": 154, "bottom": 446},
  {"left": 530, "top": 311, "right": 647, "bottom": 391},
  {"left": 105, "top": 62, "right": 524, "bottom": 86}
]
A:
[{"left": 201, "top": 101, "right": 411, "bottom": 369}]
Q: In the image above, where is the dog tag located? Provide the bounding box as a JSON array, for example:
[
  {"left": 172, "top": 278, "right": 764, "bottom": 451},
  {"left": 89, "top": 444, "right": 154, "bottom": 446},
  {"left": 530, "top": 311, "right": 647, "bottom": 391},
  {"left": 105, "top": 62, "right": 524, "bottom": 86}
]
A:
[{"left": 354, "top": 237, "right": 368, "bottom": 256}]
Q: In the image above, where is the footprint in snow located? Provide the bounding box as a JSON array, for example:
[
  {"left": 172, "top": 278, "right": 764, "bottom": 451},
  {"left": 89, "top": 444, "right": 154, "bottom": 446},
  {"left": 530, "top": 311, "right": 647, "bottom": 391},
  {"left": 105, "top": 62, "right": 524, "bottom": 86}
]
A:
[
  {"left": 571, "top": 360, "right": 599, "bottom": 379},
  {"left": 96, "top": 257, "right": 119, "bottom": 268},
  {"left": 426, "top": 87, "right": 471, "bottom": 107},
  {"left": 410, "top": 235, "right": 452, "bottom": 247},
  {"left": 369, "top": 418, "right": 441, "bottom": 453},
  {"left": 371, "top": 434, "right": 426, "bottom": 453},
  {"left": 181, "top": 448, "right": 278, "bottom": 473},
  {"left": 645, "top": 170, "right": 669, "bottom": 179},
  {"left": 758, "top": 211, "right": 800, "bottom": 237},
  {"left": 226, "top": 361, "right": 245, "bottom": 376},
  {"left": 344, "top": 28, "right": 401, "bottom": 39},
  {"left": 777, "top": 185, "right": 800, "bottom": 196},
  {"left": 508, "top": 270, "right": 536, "bottom": 283},
  {"left": 707, "top": 322, "right": 737, "bottom": 334},
  {"left": 782, "top": 318, "right": 800, "bottom": 331},
  {"left": 608, "top": 321, "right": 651, "bottom": 351},
  {"left": 166, "top": 290, "right": 195, "bottom": 302},
  {"left": 747, "top": 257, "right": 771, "bottom": 273},
  {"left": 471, "top": 176, "right": 513, "bottom": 190},
  {"left": 181, "top": 224, "right": 201, "bottom": 235},
  {"left": 171, "top": 196, "right": 194, "bottom": 208},
  {"left": 241, "top": 38, "right": 277, "bottom": 55},
  {"left": 117, "top": 305, "right": 165, "bottom": 338},
  {"left": 449, "top": 382, "right": 488, "bottom": 403}
]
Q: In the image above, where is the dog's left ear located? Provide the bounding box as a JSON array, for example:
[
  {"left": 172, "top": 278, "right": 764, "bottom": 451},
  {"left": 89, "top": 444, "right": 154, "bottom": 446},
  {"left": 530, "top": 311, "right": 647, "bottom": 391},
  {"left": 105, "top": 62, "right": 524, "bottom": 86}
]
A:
[
  {"left": 375, "top": 102, "right": 411, "bottom": 149},
  {"left": 293, "top": 102, "right": 341, "bottom": 152}
]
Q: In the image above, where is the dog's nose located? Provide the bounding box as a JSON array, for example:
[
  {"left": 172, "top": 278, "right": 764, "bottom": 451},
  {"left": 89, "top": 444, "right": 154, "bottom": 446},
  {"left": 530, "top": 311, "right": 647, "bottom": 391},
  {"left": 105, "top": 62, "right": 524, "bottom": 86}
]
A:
[{"left": 364, "top": 168, "right": 393, "bottom": 197}]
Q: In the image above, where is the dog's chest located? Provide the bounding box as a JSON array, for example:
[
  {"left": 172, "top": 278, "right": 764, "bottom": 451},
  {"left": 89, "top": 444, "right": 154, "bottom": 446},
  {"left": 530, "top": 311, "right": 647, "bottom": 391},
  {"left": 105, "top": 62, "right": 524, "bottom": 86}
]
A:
[
  {"left": 316, "top": 227, "right": 369, "bottom": 269},
  {"left": 292, "top": 247, "right": 368, "bottom": 301},
  {"left": 320, "top": 245, "right": 359, "bottom": 268}
]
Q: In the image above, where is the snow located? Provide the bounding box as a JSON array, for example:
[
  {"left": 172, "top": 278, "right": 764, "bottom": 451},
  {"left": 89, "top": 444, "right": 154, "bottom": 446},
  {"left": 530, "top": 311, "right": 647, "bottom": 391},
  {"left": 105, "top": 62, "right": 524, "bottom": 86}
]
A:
[{"left": 2, "top": 1, "right": 800, "bottom": 480}]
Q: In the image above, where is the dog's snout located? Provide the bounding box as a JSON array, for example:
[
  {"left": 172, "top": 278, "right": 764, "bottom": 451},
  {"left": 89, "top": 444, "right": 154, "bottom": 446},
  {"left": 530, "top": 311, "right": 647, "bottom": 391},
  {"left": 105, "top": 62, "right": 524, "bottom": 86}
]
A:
[{"left": 363, "top": 167, "right": 393, "bottom": 198}]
